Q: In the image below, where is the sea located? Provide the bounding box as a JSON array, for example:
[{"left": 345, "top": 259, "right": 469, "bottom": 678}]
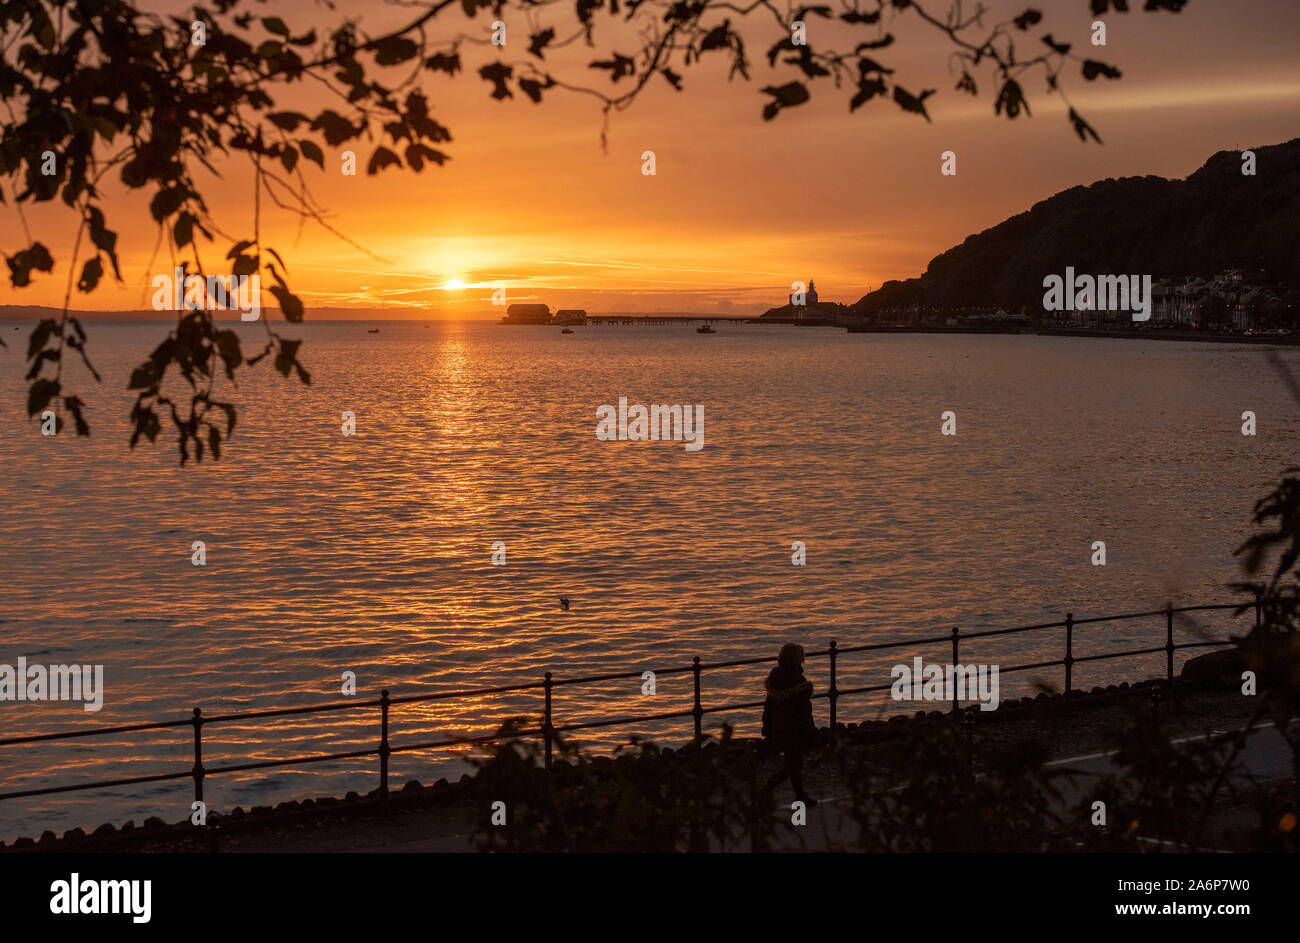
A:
[{"left": 0, "top": 318, "right": 1295, "bottom": 839}]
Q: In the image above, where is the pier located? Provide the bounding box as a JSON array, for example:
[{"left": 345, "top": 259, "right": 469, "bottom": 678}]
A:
[{"left": 585, "top": 315, "right": 754, "bottom": 325}]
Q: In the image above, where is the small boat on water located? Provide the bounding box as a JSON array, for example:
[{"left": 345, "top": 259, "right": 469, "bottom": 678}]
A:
[
  {"left": 561, "top": 328, "right": 574, "bottom": 334},
  {"left": 696, "top": 325, "right": 716, "bottom": 334},
  {"left": 367, "top": 328, "right": 379, "bottom": 333}
]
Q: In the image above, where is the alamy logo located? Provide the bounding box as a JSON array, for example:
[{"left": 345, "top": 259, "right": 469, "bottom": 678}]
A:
[
  {"left": 152, "top": 266, "right": 261, "bottom": 320},
  {"left": 595, "top": 397, "right": 704, "bottom": 451},
  {"left": 890, "top": 657, "right": 1000, "bottom": 711},
  {"left": 50, "top": 874, "right": 151, "bottom": 923},
  {"left": 1042, "top": 267, "right": 1153, "bottom": 321},
  {"left": 0, "top": 658, "right": 104, "bottom": 711}
]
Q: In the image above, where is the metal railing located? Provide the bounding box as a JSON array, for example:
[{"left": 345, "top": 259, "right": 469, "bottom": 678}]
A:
[{"left": 0, "top": 598, "right": 1254, "bottom": 813}]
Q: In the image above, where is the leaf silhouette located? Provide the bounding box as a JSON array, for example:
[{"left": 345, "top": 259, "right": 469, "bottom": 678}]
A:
[
  {"left": 1013, "top": 9, "right": 1042, "bottom": 30},
  {"left": 892, "top": 85, "right": 935, "bottom": 121},
  {"left": 590, "top": 54, "right": 636, "bottom": 82},
  {"left": 1068, "top": 107, "right": 1102, "bottom": 143},
  {"left": 995, "top": 78, "right": 1031, "bottom": 119},
  {"left": 760, "top": 82, "right": 809, "bottom": 120},
  {"left": 479, "top": 62, "right": 515, "bottom": 99},
  {"left": 528, "top": 28, "right": 556, "bottom": 59},
  {"left": 1041, "top": 34, "right": 1071, "bottom": 55},
  {"left": 850, "top": 76, "right": 887, "bottom": 111},
  {"left": 424, "top": 52, "right": 461, "bottom": 75},
  {"left": 1082, "top": 59, "right": 1122, "bottom": 80}
]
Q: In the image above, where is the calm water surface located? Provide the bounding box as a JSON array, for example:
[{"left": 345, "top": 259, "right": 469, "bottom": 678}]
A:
[{"left": 0, "top": 319, "right": 1295, "bottom": 838}]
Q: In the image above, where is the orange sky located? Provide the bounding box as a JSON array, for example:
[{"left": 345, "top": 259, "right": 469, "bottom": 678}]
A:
[{"left": 6, "top": 0, "right": 1300, "bottom": 316}]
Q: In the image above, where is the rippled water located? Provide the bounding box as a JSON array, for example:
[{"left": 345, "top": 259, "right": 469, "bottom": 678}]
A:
[{"left": 0, "top": 319, "right": 1295, "bottom": 839}]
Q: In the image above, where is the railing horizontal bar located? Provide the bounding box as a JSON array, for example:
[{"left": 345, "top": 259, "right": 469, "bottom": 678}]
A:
[
  {"left": 1073, "top": 645, "right": 1167, "bottom": 664},
  {"left": 1174, "top": 640, "right": 1235, "bottom": 650},
  {"left": 388, "top": 681, "right": 547, "bottom": 704},
  {"left": 700, "top": 699, "right": 768, "bottom": 715},
  {"left": 696, "top": 655, "right": 786, "bottom": 671},
  {"left": 204, "top": 699, "right": 383, "bottom": 724},
  {"left": 1071, "top": 608, "right": 1172, "bottom": 626},
  {"left": 959, "top": 621, "right": 1067, "bottom": 640},
  {"left": 0, "top": 769, "right": 193, "bottom": 801},
  {"left": 0, "top": 718, "right": 193, "bottom": 746},
  {"left": 550, "top": 665, "right": 696, "bottom": 686},
  {"left": 555, "top": 709, "right": 697, "bottom": 733},
  {"left": 995, "top": 659, "right": 1065, "bottom": 674},
  {"left": 389, "top": 729, "right": 545, "bottom": 753},
  {"left": 835, "top": 682, "right": 897, "bottom": 697},
  {"left": 206, "top": 749, "right": 377, "bottom": 776},
  {"left": 833, "top": 633, "right": 954, "bottom": 655}
]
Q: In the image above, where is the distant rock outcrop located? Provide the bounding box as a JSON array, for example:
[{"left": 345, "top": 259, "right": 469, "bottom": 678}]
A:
[{"left": 851, "top": 138, "right": 1300, "bottom": 317}]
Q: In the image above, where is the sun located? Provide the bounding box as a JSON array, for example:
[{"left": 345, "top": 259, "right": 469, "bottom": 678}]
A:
[{"left": 441, "top": 278, "right": 467, "bottom": 291}]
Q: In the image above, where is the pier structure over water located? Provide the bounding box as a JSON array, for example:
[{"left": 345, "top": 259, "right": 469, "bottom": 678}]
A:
[{"left": 585, "top": 315, "right": 753, "bottom": 325}]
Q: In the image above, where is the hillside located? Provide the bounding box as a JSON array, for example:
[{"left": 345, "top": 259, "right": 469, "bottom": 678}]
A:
[{"left": 852, "top": 138, "right": 1300, "bottom": 316}]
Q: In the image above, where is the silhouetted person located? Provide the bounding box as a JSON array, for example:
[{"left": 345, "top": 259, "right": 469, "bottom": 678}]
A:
[{"left": 761, "top": 642, "right": 818, "bottom": 806}]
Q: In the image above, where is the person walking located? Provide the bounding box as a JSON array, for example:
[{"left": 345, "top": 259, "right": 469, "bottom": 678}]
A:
[{"left": 761, "top": 642, "right": 819, "bottom": 806}]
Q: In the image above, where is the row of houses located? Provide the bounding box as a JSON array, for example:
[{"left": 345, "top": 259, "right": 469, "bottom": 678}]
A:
[{"left": 1050, "top": 270, "right": 1297, "bottom": 330}]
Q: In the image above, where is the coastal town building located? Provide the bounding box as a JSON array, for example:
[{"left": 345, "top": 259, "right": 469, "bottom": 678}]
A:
[
  {"left": 762, "top": 278, "right": 847, "bottom": 323},
  {"left": 501, "top": 303, "right": 552, "bottom": 324},
  {"left": 788, "top": 279, "right": 820, "bottom": 309},
  {"left": 1044, "top": 270, "right": 1293, "bottom": 332}
]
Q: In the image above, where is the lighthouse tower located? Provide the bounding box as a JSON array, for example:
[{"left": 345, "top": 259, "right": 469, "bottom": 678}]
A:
[{"left": 788, "top": 278, "right": 820, "bottom": 309}]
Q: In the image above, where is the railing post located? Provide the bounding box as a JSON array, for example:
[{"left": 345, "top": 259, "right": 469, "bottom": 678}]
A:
[
  {"left": 950, "top": 626, "right": 960, "bottom": 715},
  {"left": 191, "top": 707, "right": 204, "bottom": 806},
  {"left": 1165, "top": 602, "right": 1175, "bottom": 684},
  {"left": 379, "top": 689, "right": 390, "bottom": 812},
  {"left": 828, "top": 639, "right": 838, "bottom": 738},
  {"left": 1064, "top": 613, "right": 1074, "bottom": 695},
  {"left": 692, "top": 657, "right": 703, "bottom": 746},
  {"left": 543, "top": 672, "right": 553, "bottom": 772}
]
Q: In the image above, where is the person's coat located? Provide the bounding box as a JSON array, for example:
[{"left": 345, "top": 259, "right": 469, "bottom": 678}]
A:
[{"left": 761, "top": 665, "right": 817, "bottom": 751}]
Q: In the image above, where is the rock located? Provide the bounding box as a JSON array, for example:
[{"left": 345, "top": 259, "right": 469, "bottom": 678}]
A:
[
  {"left": 402, "top": 780, "right": 423, "bottom": 793},
  {"left": 39, "top": 830, "right": 58, "bottom": 844},
  {"left": 92, "top": 823, "right": 116, "bottom": 837},
  {"left": 13, "top": 837, "right": 34, "bottom": 849},
  {"left": 62, "top": 828, "right": 86, "bottom": 841},
  {"left": 1181, "top": 649, "right": 1246, "bottom": 689},
  {"left": 343, "top": 792, "right": 360, "bottom": 803},
  {"left": 143, "top": 817, "right": 166, "bottom": 830}
]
